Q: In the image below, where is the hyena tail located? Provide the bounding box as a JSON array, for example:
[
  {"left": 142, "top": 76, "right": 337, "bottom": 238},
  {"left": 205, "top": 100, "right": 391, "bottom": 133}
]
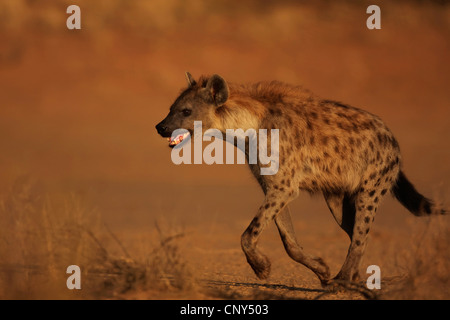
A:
[{"left": 392, "top": 170, "right": 447, "bottom": 216}]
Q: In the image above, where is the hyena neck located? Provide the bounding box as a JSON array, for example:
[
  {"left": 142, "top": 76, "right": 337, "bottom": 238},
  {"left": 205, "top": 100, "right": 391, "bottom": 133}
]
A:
[
  {"left": 213, "top": 96, "right": 264, "bottom": 134},
  {"left": 211, "top": 88, "right": 274, "bottom": 166}
]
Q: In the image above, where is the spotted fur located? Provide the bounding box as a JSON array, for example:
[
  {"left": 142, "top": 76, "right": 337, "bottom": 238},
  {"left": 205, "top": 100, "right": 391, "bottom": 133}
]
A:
[{"left": 156, "top": 73, "right": 447, "bottom": 285}]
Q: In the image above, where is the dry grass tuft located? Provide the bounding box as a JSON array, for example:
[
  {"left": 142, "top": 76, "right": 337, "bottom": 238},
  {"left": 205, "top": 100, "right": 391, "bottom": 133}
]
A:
[
  {"left": 382, "top": 215, "right": 450, "bottom": 300},
  {"left": 0, "top": 176, "right": 196, "bottom": 299}
]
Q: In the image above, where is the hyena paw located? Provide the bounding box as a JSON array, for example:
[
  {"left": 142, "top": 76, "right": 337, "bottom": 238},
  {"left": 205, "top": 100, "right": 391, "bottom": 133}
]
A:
[
  {"left": 250, "top": 255, "right": 271, "bottom": 280},
  {"left": 333, "top": 270, "right": 361, "bottom": 282},
  {"left": 321, "top": 270, "right": 361, "bottom": 289},
  {"left": 312, "top": 257, "right": 331, "bottom": 284}
]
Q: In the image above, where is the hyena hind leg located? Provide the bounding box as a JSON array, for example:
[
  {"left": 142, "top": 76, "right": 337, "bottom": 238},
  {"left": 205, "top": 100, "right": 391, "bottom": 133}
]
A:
[
  {"left": 333, "top": 188, "right": 384, "bottom": 282},
  {"left": 274, "top": 206, "right": 331, "bottom": 284},
  {"left": 324, "top": 192, "right": 357, "bottom": 240}
]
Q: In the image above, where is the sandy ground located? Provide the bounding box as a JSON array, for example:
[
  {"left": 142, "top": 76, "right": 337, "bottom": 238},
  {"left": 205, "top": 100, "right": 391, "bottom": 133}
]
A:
[{"left": 0, "top": 1, "right": 449, "bottom": 300}]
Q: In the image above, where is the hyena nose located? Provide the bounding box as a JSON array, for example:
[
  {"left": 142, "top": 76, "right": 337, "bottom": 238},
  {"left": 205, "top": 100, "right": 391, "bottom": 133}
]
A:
[{"left": 155, "top": 122, "right": 167, "bottom": 136}]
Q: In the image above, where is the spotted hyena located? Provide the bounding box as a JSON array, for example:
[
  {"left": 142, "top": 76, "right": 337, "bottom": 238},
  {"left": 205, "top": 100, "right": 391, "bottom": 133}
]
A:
[{"left": 155, "top": 72, "right": 446, "bottom": 285}]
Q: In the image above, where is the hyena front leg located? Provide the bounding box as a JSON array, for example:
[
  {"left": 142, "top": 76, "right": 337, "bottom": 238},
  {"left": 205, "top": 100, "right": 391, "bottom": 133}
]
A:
[
  {"left": 274, "top": 206, "right": 330, "bottom": 284},
  {"left": 241, "top": 192, "right": 289, "bottom": 279}
]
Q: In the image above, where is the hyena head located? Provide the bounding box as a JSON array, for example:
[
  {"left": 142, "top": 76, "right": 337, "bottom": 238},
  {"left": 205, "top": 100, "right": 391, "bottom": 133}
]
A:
[{"left": 155, "top": 72, "right": 229, "bottom": 147}]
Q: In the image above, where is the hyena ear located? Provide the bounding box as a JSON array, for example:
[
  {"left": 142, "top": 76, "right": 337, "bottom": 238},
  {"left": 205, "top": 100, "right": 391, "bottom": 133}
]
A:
[
  {"left": 185, "top": 71, "right": 196, "bottom": 87},
  {"left": 205, "top": 74, "right": 229, "bottom": 106}
]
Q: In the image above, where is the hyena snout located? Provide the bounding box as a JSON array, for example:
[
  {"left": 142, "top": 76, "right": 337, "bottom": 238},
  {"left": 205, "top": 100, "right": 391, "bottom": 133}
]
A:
[
  {"left": 155, "top": 121, "right": 170, "bottom": 137},
  {"left": 156, "top": 117, "right": 192, "bottom": 148}
]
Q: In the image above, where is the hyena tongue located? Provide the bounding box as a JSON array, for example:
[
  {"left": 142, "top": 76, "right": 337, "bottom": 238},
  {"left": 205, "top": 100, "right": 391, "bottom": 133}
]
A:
[{"left": 168, "top": 132, "right": 189, "bottom": 146}]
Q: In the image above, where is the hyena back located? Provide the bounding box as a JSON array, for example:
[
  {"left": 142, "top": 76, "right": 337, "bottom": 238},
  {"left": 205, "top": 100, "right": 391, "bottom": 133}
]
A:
[{"left": 156, "top": 73, "right": 446, "bottom": 285}]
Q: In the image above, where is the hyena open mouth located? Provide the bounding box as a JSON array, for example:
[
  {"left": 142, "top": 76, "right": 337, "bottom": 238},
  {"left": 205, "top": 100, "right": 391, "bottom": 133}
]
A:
[{"left": 168, "top": 131, "right": 190, "bottom": 148}]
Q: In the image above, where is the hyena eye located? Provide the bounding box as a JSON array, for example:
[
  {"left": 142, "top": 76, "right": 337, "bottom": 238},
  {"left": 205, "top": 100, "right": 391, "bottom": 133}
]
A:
[{"left": 182, "top": 109, "right": 192, "bottom": 117}]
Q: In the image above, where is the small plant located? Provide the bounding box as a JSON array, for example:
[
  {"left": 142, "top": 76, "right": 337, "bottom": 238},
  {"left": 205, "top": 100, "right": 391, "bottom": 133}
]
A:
[{"left": 0, "top": 176, "right": 196, "bottom": 299}]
